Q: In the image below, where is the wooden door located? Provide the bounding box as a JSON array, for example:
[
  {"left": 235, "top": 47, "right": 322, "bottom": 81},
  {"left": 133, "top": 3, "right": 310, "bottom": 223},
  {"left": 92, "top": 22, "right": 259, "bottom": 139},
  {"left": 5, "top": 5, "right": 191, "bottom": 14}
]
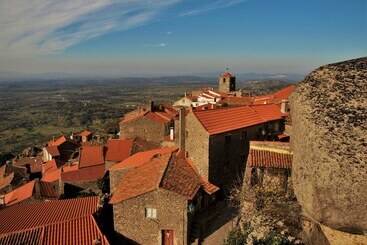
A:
[{"left": 162, "top": 230, "right": 174, "bottom": 245}]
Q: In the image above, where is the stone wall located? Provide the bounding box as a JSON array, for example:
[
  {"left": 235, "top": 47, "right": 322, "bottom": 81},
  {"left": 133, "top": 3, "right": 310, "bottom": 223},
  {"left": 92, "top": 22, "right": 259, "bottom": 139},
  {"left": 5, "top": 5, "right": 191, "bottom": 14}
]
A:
[
  {"left": 113, "top": 188, "right": 188, "bottom": 245},
  {"left": 119, "top": 117, "right": 167, "bottom": 144},
  {"left": 185, "top": 112, "right": 210, "bottom": 180}
]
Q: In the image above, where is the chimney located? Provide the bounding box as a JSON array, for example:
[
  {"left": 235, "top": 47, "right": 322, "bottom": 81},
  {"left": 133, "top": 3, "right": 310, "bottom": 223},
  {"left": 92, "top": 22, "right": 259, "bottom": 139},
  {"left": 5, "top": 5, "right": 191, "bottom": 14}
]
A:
[
  {"left": 58, "top": 178, "right": 64, "bottom": 196},
  {"left": 281, "top": 99, "right": 288, "bottom": 113},
  {"left": 170, "top": 127, "right": 174, "bottom": 141},
  {"left": 150, "top": 101, "right": 154, "bottom": 112},
  {"left": 0, "top": 195, "right": 5, "bottom": 207},
  {"left": 178, "top": 107, "right": 186, "bottom": 153},
  {"left": 34, "top": 178, "right": 41, "bottom": 199}
]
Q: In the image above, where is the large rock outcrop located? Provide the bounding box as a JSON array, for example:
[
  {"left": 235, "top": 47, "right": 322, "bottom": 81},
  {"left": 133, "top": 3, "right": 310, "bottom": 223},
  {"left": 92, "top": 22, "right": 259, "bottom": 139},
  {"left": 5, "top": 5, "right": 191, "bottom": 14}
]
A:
[{"left": 290, "top": 57, "right": 367, "bottom": 235}]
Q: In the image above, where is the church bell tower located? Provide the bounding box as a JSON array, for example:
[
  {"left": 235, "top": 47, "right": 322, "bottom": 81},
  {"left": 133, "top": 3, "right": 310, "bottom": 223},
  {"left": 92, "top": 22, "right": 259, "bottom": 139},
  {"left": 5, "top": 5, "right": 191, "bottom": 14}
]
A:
[{"left": 218, "top": 68, "right": 236, "bottom": 93}]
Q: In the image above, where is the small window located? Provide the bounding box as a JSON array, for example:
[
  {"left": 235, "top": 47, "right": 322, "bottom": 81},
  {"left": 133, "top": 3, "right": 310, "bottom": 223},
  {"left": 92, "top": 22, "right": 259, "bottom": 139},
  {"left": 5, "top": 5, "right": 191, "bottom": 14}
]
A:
[{"left": 145, "top": 208, "right": 157, "bottom": 219}]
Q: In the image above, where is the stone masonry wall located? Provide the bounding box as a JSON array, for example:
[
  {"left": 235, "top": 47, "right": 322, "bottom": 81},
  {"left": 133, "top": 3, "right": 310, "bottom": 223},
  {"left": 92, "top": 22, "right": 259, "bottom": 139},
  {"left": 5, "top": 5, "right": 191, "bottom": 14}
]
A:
[
  {"left": 113, "top": 189, "right": 188, "bottom": 245},
  {"left": 120, "top": 117, "right": 166, "bottom": 144},
  {"left": 185, "top": 112, "right": 210, "bottom": 180}
]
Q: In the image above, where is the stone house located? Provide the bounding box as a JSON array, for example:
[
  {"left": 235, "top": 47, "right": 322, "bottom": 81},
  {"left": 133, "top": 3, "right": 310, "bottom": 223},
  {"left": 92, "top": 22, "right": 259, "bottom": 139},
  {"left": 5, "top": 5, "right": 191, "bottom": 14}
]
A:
[
  {"left": 12, "top": 156, "right": 43, "bottom": 180},
  {"left": 244, "top": 141, "right": 292, "bottom": 193},
  {"left": 119, "top": 102, "right": 178, "bottom": 144},
  {"left": 109, "top": 148, "right": 219, "bottom": 245},
  {"left": 72, "top": 129, "right": 93, "bottom": 143},
  {"left": 184, "top": 104, "right": 285, "bottom": 195},
  {"left": 60, "top": 145, "right": 107, "bottom": 196},
  {"left": 43, "top": 135, "right": 78, "bottom": 163}
]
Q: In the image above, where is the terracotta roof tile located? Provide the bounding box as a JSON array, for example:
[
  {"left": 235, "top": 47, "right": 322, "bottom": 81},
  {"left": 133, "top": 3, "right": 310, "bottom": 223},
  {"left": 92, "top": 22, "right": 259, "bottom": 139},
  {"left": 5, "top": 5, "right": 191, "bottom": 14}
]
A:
[
  {"left": 48, "top": 136, "right": 67, "bottom": 146},
  {"left": 42, "top": 160, "right": 57, "bottom": 174},
  {"left": 61, "top": 165, "right": 105, "bottom": 183},
  {"left": 249, "top": 104, "right": 284, "bottom": 122},
  {"left": 193, "top": 106, "right": 264, "bottom": 135},
  {"left": 45, "top": 145, "right": 60, "bottom": 157},
  {"left": 0, "top": 197, "right": 108, "bottom": 244},
  {"left": 109, "top": 147, "right": 177, "bottom": 171},
  {"left": 160, "top": 155, "right": 201, "bottom": 200},
  {"left": 121, "top": 106, "right": 177, "bottom": 125},
  {"left": 79, "top": 145, "right": 105, "bottom": 168},
  {"left": 110, "top": 153, "right": 171, "bottom": 204},
  {"left": 0, "top": 196, "right": 99, "bottom": 234},
  {"left": 105, "top": 139, "right": 133, "bottom": 162},
  {"left": 248, "top": 149, "right": 292, "bottom": 169},
  {"left": 3, "top": 180, "right": 35, "bottom": 206},
  {"left": 41, "top": 169, "right": 61, "bottom": 183},
  {"left": 0, "top": 227, "right": 43, "bottom": 245},
  {"left": 110, "top": 150, "right": 218, "bottom": 204},
  {"left": 39, "top": 181, "right": 58, "bottom": 199}
]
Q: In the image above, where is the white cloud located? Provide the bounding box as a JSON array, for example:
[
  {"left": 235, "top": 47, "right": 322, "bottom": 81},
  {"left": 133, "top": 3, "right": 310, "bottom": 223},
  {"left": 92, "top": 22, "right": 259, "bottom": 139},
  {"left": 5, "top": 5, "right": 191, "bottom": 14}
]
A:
[
  {"left": 180, "top": 0, "right": 247, "bottom": 17},
  {"left": 0, "top": 0, "right": 179, "bottom": 56},
  {"left": 144, "top": 42, "right": 167, "bottom": 47}
]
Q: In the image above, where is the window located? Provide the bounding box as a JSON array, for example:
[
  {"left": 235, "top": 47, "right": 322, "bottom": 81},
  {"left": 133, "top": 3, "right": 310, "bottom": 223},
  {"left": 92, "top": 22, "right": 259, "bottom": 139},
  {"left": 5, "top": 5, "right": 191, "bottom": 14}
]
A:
[{"left": 145, "top": 208, "right": 157, "bottom": 219}]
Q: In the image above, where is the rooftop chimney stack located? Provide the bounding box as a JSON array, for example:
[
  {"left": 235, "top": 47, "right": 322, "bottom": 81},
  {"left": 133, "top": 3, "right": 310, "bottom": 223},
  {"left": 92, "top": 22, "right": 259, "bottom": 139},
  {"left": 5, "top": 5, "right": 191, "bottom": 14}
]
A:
[
  {"left": 150, "top": 101, "right": 154, "bottom": 112},
  {"left": 34, "top": 178, "right": 41, "bottom": 199},
  {"left": 178, "top": 107, "right": 186, "bottom": 153},
  {"left": 281, "top": 99, "right": 288, "bottom": 113}
]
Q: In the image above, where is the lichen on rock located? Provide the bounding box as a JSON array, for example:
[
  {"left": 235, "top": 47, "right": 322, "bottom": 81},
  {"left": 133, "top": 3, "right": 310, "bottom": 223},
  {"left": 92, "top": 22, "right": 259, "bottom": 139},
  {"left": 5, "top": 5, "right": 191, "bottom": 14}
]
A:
[{"left": 290, "top": 57, "right": 367, "bottom": 234}]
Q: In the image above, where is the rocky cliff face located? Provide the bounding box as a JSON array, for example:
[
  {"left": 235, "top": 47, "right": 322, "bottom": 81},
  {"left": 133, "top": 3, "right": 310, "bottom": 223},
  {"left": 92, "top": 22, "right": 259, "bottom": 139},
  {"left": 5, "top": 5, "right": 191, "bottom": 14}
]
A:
[{"left": 290, "top": 57, "right": 367, "bottom": 235}]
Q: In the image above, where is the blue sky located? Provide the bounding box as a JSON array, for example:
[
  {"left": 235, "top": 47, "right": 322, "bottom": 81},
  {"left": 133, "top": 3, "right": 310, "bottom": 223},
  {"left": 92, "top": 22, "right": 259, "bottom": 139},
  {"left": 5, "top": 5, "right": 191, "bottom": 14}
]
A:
[{"left": 0, "top": 0, "right": 366, "bottom": 77}]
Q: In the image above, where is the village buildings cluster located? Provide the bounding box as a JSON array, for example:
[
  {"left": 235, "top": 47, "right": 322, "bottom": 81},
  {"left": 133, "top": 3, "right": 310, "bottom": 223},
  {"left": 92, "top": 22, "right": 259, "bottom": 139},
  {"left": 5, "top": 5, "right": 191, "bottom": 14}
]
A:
[{"left": 0, "top": 71, "right": 296, "bottom": 245}]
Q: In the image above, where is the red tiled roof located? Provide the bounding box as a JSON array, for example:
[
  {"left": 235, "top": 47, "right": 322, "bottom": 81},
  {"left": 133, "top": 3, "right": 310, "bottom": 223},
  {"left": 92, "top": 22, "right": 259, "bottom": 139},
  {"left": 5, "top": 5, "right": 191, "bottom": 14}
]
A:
[
  {"left": 200, "top": 177, "right": 220, "bottom": 195},
  {"left": 79, "top": 145, "right": 105, "bottom": 168},
  {"left": 193, "top": 106, "right": 264, "bottom": 135},
  {"left": 13, "top": 157, "right": 43, "bottom": 167},
  {"left": 160, "top": 154, "right": 201, "bottom": 200},
  {"left": 48, "top": 135, "right": 67, "bottom": 146},
  {"left": 61, "top": 164, "right": 106, "bottom": 183},
  {"left": 221, "top": 71, "right": 234, "bottom": 78},
  {"left": 273, "top": 85, "right": 296, "bottom": 101},
  {"left": 42, "top": 160, "right": 57, "bottom": 174},
  {"left": 41, "top": 163, "right": 78, "bottom": 183},
  {"left": 121, "top": 106, "right": 177, "bottom": 125},
  {"left": 109, "top": 147, "right": 177, "bottom": 171},
  {"left": 193, "top": 104, "right": 284, "bottom": 135},
  {"left": 4, "top": 180, "right": 35, "bottom": 206},
  {"left": 249, "top": 104, "right": 284, "bottom": 122},
  {"left": 45, "top": 145, "right": 60, "bottom": 157},
  {"left": 41, "top": 169, "right": 61, "bottom": 183},
  {"left": 42, "top": 215, "right": 108, "bottom": 245},
  {"left": 253, "top": 85, "right": 296, "bottom": 105},
  {"left": 39, "top": 181, "right": 58, "bottom": 198},
  {"left": 0, "top": 196, "right": 99, "bottom": 234},
  {"left": 0, "top": 197, "right": 108, "bottom": 244},
  {"left": 78, "top": 130, "right": 93, "bottom": 137},
  {"left": 247, "top": 149, "right": 292, "bottom": 169},
  {"left": 0, "top": 227, "right": 43, "bottom": 245},
  {"left": 110, "top": 153, "right": 171, "bottom": 204},
  {"left": 110, "top": 150, "right": 218, "bottom": 204},
  {"left": 105, "top": 139, "right": 134, "bottom": 162}
]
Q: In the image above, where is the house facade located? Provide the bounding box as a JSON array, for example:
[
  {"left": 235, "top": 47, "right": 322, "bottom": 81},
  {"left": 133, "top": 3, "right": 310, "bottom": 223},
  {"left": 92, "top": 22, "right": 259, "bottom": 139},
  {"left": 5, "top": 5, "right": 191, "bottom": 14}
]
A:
[
  {"left": 244, "top": 141, "right": 292, "bottom": 193},
  {"left": 119, "top": 102, "right": 178, "bottom": 144},
  {"left": 185, "top": 104, "right": 285, "bottom": 195},
  {"left": 109, "top": 148, "right": 218, "bottom": 245}
]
